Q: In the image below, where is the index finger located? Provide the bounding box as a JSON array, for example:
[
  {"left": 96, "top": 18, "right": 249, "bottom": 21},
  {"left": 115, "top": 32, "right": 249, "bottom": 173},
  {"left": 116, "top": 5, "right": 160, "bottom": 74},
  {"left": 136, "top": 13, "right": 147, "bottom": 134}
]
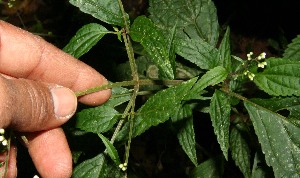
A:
[{"left": 0, "top": 20, "right": 111, "bottom": 105}]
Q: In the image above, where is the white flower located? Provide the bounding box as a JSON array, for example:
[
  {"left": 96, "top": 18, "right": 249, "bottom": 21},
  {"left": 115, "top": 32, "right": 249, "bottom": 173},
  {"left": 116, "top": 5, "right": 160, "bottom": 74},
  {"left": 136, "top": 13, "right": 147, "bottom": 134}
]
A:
[
  {"left": 0, "top": 129, "right": 5, "bottom": 135},
  {"left": 248, "top": 73, "right": 255, "bottom": 81},
  {"left": 2, "top": 140, "right": 8, "bottom": 146},
  {"left": 0, "top": 136, "right": 4, "bottom": 142},
  {"left": 258, "top": 61, "right": 267, "bottom": 68},
  {"left": 247, "top": 52, "right": 253, "bottom": 60}
]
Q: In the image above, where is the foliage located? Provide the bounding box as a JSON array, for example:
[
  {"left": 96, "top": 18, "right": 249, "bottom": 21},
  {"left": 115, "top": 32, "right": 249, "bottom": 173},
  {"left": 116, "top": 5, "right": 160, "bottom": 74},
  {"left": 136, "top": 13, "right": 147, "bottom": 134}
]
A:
[{"left": 62, "top": 0, "right": 300, "bottom": 177}]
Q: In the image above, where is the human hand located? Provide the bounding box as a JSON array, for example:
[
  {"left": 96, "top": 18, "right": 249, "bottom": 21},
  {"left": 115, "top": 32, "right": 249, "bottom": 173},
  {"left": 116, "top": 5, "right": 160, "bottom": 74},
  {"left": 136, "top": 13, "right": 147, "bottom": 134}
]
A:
[{"left": 0, "top": 20, "right": 111, "bottom": 177}]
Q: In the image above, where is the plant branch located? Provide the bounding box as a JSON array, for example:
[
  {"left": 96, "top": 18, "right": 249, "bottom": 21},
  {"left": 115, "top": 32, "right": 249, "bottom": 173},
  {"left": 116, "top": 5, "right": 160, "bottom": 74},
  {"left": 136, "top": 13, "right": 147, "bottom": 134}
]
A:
[{"left": 75, "top": 79, "right": 184, "bottom": 97}]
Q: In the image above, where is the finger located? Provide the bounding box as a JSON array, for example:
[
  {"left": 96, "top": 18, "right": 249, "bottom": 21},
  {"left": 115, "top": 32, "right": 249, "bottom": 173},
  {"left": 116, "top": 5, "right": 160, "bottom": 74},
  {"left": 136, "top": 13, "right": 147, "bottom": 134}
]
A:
[
  {"left": 26, "top": 128, "right": 72, "bottom": 178},
  {"left": 0, "top": 76, "right": 76, "bottom": 131},
  {"left": 0, "top": 20, "right": 111, "bottom": 106}
]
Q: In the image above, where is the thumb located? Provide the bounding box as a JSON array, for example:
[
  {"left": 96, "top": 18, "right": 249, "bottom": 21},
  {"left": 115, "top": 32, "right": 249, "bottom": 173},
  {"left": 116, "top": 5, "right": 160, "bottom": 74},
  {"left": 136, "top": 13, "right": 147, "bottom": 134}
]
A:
[{"left": 0, "top": 76, "right": 77, "bottom": 132}]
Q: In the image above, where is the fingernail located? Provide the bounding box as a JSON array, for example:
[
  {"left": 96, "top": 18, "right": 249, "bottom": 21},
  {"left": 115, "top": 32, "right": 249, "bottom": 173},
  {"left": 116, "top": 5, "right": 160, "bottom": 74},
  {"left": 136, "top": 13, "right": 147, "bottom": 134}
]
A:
[{"left": 51, "top": 87, "right": 77, "bottom": 119}]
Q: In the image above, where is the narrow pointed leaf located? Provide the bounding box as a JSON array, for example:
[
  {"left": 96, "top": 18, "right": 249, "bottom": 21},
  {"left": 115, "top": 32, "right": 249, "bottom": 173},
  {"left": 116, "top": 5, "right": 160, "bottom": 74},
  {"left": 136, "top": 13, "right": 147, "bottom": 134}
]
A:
[
  {"left": 176, "top": 105, "right": 198, "bottom": 166},
  {"left": 117, "top": 78, "right": 198, "bottom": 140},
  {"left": 283, "top": 35, "right": 300, "bottom": 61},
  {"left": 76, "top": 106, "right": 119, "bottom": 134},
  {"left": 185, "top": 66, "right": 228, "bottom": 100},
  {"left": 218, "top": 27, "right": 231, "bottom": 71},
  {"left": 130, "top": 16, "right": 175, "bottom": 79},
  {"left": 254, "top": 58, "right": 300, "bottom": 96},
  {"left": 210, "top": 90, "right": 231, "bottom": 160},
  {"left": 230, "top": 127, "right": 251, "bottom": 178},
  {"left": 244, "top": 101, "right": 300, "bottom": 177},
  {"left": 69, "top": 0, "right": 128, "bottom": 26},
  {"left": 149, "top": 0, "right": 219, "bottom": 46},
  {"left": 98, "top": 134, "right": 121, "bottom": 165}
]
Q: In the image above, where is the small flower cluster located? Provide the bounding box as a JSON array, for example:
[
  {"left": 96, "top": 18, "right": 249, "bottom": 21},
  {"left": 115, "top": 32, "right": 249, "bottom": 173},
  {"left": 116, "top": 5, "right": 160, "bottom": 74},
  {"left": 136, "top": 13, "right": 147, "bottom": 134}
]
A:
[
  {"left": 0, "top": 129, "right": 8, "bottom": 147},
  {"left": 243, "top": 70, "right": 255, "bottom": 81},
  {"left": 247, "top": 52, "right": 267, "bottom": 68},
  {"left": 119, "top": 163, "right": 128, "bottom": 171},
  {"left": 244, "top": 52, "right": 267, "bottom": 80},
  {"left": 7, "top": 0, "right": 16, "bottom": 8}
]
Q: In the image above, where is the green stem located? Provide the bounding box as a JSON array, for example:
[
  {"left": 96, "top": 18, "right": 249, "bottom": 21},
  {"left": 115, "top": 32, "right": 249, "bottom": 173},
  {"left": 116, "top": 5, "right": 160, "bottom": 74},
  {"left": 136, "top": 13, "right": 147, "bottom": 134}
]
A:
[
  {"left": 75, "top": 79, "right": 184, "bottom": 97},
  {"left": 3, "top": 130, "right": 12, "bottom": 177}
]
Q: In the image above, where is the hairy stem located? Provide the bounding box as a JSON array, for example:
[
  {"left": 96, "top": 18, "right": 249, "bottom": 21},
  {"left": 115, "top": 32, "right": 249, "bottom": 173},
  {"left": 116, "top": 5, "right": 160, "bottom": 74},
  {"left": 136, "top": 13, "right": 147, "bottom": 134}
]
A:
[{"left": 75, "top": 79, "right": 184, "bottom": 97}]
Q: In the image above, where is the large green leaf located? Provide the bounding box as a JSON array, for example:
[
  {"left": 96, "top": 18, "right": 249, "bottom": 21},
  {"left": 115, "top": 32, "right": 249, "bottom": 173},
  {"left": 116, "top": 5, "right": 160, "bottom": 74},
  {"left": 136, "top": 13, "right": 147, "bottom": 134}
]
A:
[
  {"left": 69, "top": 0, "right": 128, "bottom": 26},
  {"left": 254, "top": 58, "right": 300, "bottom": 96},
  {"left": 283, "top": 35, "right": 300, "bottom": 61},
  {"left": 230, "top": 126, "right": 251, "bottom": 178},
  {"left": 251, "top": 97, "right": 300, "bottom": 121},
  {"left": 175, "top": 35, "right": 220, "bottom": 70},
  {"left": 63, "top": 23, "right": 109, "bottom": 58},
  {"left": 149, "top": 0, "right": 219, "bottom": 46},
  {"left": 73, "top": 153, "right": 123, "bottom": 178},
  {"left": 176, "top": 105, "right": 198, "bottom": 166},
  {"left": 130, "top": 16, "right": 176, "bottom": 79},
  {"left": 117, "top": 78, "right": 197, "bottom": 140},
  {"left": 76, "top": 106, "right": 119, "bottom": 134},
  {"left": 244, "top": 101, "right": 300, "bottom": 177},
  {"left": 210, "top": 90, "right": 231, "bottom": 160}
]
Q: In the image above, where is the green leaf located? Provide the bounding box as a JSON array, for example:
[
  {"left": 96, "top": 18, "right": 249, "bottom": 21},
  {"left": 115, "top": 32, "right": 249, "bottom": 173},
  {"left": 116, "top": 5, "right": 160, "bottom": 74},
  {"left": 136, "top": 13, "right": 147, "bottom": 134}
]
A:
[
  {"left": 76, "top": 106, "right": 119, "bottom": 134},
  {"left": 175, "top": 35, "right": 220, "bottom": 70},
  {"left": 190, "top": 157, "right": 223, "bottom": 178},
  {"left": 69, "top": 0, "right": 128, "bottom": 27},
  {"left": 185, "top": 66, "right": 228, "bottom": 100},
  {"left": 283, "top": 35, "right": 300, "bottom": 61},
  {"left": 73, "top": 153, "right": 106, "bottom": 178},
  {"left": 63, "top": 23, "right": 109, "bottom": 58},
  {"left": 254, "top": 58, "right": 300, "bottom": 96},
  {"left": 98, "top": 134, "right": 121, "bottom": 165},
  {"left": 251, "top": 151, "right": 274, "bottom": 178},
  {"left": 251, "top": 97, "right": 300, "bottom": 120},
  {"left": 73, "top": 153, "right": 123, "bottom": 178},
  {"left": 104, "top": 86, "right": 131, "bottom": 108},
  {"left": 230, "top": 126, "right": 251, "bottom": 178},
  {"left": 149, "top": 0, "right": 219, "bottom": 46},
  {"left": 117, "top": 78, "right": 198, "bottom": 140},
  {"left": 130, "top": 16, "right": 175, "bottom": 79},
  {"left": 176, "top": 105, "right": 198, "bottom": 166},
  {"left": 210, "top": 90, "right": 231, "bottom": 160},
  {"left": 218, "top": 27, "right": 231, "bottom": 71},
  {"left": 244, "top": 101, "right": 300, "bottom": 177}
]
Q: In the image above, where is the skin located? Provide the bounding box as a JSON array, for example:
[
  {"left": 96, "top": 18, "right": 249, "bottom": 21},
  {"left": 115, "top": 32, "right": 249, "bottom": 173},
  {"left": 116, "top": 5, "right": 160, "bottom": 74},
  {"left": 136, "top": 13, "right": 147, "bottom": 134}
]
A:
[{"left": 0, "top": 20, "right": 111, "bottom": 177}]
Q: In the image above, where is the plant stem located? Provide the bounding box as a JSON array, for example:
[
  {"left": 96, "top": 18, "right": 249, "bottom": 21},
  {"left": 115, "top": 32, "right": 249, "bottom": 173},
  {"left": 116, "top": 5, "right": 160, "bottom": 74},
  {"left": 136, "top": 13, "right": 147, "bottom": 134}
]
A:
[{"left": 75, "top": 79, "right": 184, "bottom": 97}]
